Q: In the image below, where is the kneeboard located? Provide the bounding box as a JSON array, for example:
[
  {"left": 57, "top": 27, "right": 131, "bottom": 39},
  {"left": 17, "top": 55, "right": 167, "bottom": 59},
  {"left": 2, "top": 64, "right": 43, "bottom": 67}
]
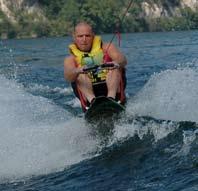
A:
[{"left": 85, "top": 96, "right": 125, "bottom": 121}]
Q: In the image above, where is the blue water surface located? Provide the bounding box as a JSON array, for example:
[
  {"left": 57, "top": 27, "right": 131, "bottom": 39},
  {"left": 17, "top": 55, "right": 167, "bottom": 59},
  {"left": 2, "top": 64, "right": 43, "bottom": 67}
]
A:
[{"left": 0, "top": 30, "right": 198, "bottom": 191}]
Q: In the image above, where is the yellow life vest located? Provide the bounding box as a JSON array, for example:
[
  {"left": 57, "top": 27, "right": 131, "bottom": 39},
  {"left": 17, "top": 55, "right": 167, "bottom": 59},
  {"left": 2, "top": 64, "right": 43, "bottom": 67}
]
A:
[{"left": 69, "top": 36, "right": 108, "bottom": 83}]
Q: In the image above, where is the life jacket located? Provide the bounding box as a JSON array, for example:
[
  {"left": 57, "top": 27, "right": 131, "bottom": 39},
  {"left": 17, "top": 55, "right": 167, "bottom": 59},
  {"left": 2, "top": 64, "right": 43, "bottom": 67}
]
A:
[{"left": 69, "top": 35, "right": 108, "bottom": 83}]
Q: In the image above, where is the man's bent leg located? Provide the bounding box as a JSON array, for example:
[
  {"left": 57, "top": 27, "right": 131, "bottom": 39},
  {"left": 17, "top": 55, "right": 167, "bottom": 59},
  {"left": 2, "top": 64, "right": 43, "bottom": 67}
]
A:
[
  {"left": 106, "top": 69, "right": 121, "bottom": 99},
  {"left": 76, "top": 74, "right": 95, "bottom": 103}
]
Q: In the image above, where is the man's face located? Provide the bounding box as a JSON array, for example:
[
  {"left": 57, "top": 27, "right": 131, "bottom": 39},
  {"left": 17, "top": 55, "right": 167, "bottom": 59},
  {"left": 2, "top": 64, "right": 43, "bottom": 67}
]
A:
[{"left": 73, "top": 25, "right": 94, "bottom": 52}]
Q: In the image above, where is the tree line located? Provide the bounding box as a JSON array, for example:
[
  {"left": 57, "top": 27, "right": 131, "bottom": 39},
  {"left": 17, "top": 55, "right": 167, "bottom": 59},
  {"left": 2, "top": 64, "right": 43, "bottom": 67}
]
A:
[{"left": 0, "top": 0, "right": 198, "bottom": 39}]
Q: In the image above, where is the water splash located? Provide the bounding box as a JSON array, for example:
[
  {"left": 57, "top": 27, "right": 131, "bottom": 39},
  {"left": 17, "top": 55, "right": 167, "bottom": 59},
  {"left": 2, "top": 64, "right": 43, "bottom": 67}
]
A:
[
  {"left": 176, "top": 129, "right": 198, "bottom": 156},
  {"left": 27, "top": 83, "right": 73, "bottom": 95},
  {"left": 0, "top": 76, "right": 99, "bottom": 182},
  {"left": 127, "top": 67, "right": 198, "bottom": 123},
  {"left": 0, "top": 119, "right": 99, "bottom": 182},
  {"left": 113, "top": 117, "right": 177, "bottom": 142}
]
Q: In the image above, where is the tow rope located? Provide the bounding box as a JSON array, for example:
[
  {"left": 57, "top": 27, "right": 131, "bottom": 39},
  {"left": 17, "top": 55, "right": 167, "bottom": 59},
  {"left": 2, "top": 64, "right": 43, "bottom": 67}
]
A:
[{"left": 105, "top": 0, "right": 133, "bottom": 51}]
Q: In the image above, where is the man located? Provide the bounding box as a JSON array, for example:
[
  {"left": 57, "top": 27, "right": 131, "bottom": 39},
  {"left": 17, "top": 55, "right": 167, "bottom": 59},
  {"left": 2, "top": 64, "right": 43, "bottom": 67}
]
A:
[{"left": 64, "top": 22, "right": 127, "bottom": 111}]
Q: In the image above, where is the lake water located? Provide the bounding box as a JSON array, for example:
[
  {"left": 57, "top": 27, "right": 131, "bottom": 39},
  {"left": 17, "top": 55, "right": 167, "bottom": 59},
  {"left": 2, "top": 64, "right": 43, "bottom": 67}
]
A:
[{"left": 0, "top": 30, "right": 198, "bottom": 191}]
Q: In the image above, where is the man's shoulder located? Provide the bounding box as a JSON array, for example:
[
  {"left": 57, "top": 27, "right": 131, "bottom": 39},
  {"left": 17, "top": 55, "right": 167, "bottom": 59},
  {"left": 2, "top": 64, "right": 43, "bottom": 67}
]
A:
[
  {"left": 102, "top": 42, "right": 116, "bottom": 50},
  {"left": 64, "top": 55, "right": 75, "bottom": 65},
  {"left": 65, "top": 55, "right": 75, "bottom": 61}
]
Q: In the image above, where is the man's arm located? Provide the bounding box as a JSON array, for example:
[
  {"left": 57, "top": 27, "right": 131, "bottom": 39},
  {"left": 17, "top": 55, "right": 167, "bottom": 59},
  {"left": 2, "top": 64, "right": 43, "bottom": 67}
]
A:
[
  {"left": 103, "top": 43, "right": 127, "bottom": 68},
  {"left": 64, "top": 56, "right": 83, "bottom": 82}
]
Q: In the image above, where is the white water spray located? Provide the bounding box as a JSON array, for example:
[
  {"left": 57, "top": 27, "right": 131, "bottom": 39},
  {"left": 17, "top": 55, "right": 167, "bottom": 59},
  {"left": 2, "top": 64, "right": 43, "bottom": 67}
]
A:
[
  {"left": 127, "top": 67, "right": 198, "bottom": 123},
  {"left": 0, "top": 76, "right": 99, "bottom": 182}
]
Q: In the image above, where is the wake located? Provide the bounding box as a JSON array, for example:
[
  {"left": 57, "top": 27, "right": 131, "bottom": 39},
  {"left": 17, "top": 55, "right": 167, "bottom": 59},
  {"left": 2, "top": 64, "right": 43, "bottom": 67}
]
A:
[
  {"left": 126, "top": 67, "right": 198, "bottom": 123},
  {"left": 1, "top": 64, "right": 198, "bottom": 183}
]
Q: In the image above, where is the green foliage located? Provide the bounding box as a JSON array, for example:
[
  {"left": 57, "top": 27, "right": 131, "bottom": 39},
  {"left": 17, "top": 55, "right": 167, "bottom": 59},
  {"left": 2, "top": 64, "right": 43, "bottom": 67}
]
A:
[
  {"left": 180, "top": 7, "right": 198, "bottom": 29},
  {"left": 152, "top": 7, "right": 198, "bottom": 31},
  {"left": 0, "top": 10, "right": 16, "bottom": 38},
  {"left": 36, "top": 0, "right": 197, "bottom": 35},
  {"left": 79, "top": 0, "right": 121, "bottom": 33},
  {"left": 59, "top": 0, "right": 80, "bottom": 27},
  {"left": 38, "top": 0, "right": 65, "bottom": 18},
  {"left": 0, "top": 0, "right": 198, "bottom": 39}
]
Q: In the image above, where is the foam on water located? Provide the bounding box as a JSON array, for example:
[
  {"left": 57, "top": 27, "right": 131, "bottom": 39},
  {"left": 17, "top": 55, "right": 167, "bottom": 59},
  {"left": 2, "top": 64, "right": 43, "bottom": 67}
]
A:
[
  {"left": 127, "top": 66, "right": 198, "bottom": 123},
  {"left": 27, "top": 83, "right": 73, "bottom": 95},
  {"left": 0, "top": 119, "right": 99, "bottom": 182},
  {"left": 67, "top": 97, "right": 81, "bottom": 108},
  {"left": 113, "top": 117, "right": 177, "bottom": 142},
  {"left": 0, "top": 76, "right": 99, "bottom": 182},
  {"left": 0, "top": 76, "right": 68, "bottom": 128},
  {"left": 111, "top": 64, "right": 198, "bottom": 153}
]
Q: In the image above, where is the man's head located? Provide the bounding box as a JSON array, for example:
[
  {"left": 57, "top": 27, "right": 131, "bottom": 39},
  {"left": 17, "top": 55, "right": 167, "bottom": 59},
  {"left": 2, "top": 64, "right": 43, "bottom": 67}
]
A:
[{"left": 73, "top": 22, "right": 94, "bottom": 52}]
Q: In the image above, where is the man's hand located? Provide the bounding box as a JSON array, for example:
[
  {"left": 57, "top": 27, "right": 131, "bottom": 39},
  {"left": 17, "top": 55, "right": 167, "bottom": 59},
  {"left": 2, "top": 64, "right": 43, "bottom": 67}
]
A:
[
  {"left": 112, "top": 62, "right": 120, "bottom": 69},
  {"left": 105, "top": 61, "right": 120, "bottom": 69},
  {"left": 74, "top": 66, "right": 85, "bottom": 75}
]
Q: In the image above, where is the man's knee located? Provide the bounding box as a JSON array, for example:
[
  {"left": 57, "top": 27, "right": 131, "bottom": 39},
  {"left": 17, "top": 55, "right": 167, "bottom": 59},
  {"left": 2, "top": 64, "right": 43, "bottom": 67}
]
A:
[{"left": 107, "top": 69, "right": 121, "bottom": 80}]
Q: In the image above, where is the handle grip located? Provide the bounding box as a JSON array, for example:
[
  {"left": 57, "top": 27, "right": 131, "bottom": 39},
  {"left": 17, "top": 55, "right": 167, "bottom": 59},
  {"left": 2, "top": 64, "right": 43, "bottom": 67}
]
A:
[{"left": 82, "top": 63, "right": 116, "bottom": 72}]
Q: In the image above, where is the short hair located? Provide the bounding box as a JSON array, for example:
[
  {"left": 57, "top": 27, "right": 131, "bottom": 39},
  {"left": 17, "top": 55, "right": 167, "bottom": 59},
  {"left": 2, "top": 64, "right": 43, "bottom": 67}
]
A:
[{"left": 74, "top": 22, "right": 94, "bottom": 33}]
